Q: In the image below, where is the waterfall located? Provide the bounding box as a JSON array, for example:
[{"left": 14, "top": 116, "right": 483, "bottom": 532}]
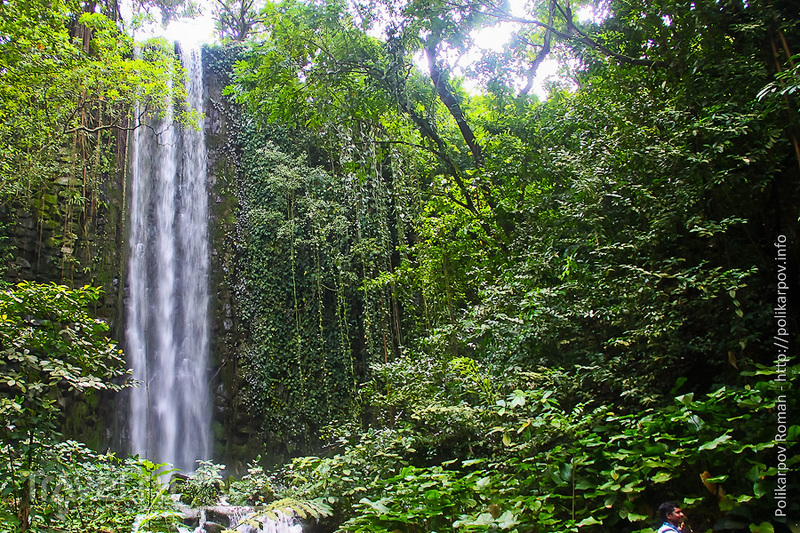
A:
[{"left": 126, "top": 46, "right": 211, "bottom": 473}]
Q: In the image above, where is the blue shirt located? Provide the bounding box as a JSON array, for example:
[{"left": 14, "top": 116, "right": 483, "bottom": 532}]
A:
[{"left": 658, "top": 522, "right": 682, "bottom": 533}]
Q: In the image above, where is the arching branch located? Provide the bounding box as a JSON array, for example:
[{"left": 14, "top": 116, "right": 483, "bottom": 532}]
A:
[
  {"left": 424, "top": 37, "right": 484, "bottom": 170},
  {"left": 519, "top": 0, "right": 554, "bottom": 96}
]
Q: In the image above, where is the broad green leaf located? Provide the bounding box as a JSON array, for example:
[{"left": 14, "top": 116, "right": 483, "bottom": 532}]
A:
[
  {"left": 699, "top": 434, "right": 732, "bottom": 451},
  {"left": 360, "top": 497, "right": 392, "bottom": 515}
]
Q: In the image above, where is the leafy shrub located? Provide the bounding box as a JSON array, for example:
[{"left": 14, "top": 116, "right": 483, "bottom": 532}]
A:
[
  {"left": 177, "top": 460, "right": 225, "bottom": 506},
  {"left": 227, "top": 457, "right": 276, "bottom": 505},
  {"left": 270, "top": 363, "right": 799, "bottom": 532},
  {"left": 0, "top": 282, "right": 129, "bottom": 531},
  {"left": 0, "top": 442, "right": 179, "bottom": 533},
  {"left": 239, "top": 497, "right": 333, "bottom": 529}
]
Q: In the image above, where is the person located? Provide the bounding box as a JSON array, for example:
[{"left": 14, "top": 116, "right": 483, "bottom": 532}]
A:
[{"left": 657, "top": 501, "right": 691, "bottom": 533}]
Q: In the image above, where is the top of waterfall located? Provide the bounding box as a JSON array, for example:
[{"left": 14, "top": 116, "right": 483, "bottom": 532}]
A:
[
  {"left": 150, "top": 16, "right": 217, "bottom": 46},
  {"left": 130, "top": 18, "right": 217, "bottom": 47},
  {"left": 123, "top": 0, "right": 217, "bottom": 47}
]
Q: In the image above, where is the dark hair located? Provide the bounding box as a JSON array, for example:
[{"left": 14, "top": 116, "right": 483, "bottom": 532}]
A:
[{"left": 658, "top": 502, "right": 680, "bottom": 522}]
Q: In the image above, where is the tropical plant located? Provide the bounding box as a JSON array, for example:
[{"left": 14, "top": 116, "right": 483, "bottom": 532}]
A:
[
  {"left": 275, "top": 364, "right": 799, "bottom": 532},
  {"left": 177, "top": 460, "right": 226, "bottom": 506},
  {"left": 227, "top": 457, "right": 276, "bottom": 505},
  {"left": 0, "top": 282, "right": 129, "bottom": 531},
  {"left": 0, "top": 441, "right": 182, "bottom": 533}
]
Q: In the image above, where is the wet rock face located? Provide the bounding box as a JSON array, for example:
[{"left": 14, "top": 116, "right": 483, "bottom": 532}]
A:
[
  {"left": 174, "top": 504, "right": 301, "bottom": 533},
  {"left": 201, "top": 522, "right": 226, "bottom": 533},
  {"left": 176, "top": 505, "right": 246, "bottom": 531},
  {"left": 202, "top": 44, "right": 266, "bottom": 473}
]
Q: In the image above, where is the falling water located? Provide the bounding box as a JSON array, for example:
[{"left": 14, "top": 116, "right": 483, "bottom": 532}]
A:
[{"left": 127, "top": 46, "right": 211, "bottom": 472}]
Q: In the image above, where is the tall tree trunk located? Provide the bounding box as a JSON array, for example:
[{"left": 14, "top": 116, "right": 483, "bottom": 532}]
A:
[{"left": 19, "top": 476, "right": 30, "bottom": 532}]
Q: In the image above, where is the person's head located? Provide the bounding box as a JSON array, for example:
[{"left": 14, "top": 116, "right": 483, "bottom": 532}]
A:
[{"left": 658, "top": 502, "right": 685, "bottom": 526}]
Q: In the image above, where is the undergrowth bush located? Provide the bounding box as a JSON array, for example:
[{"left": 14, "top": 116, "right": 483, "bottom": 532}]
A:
[
  {"left": 228, "top": 457, "right": 276, "bottom": 505},
  {"left": 0, "top": 441, "right": 179, "bottom": 533},
  {"left": 176, "top": 460, "right": 224, "bottom": 507},
  {"left": 273, "top": 362, "right": 799, "bottom": 533}
]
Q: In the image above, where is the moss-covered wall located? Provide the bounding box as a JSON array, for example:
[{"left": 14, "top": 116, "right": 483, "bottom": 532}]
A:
[
  {"left": 0, "top": 125, "right": 129, "bottom": 450},
  {"left": 1, "top": 131, "right": 127, "bottom": 325},
  {"left": 203, "top": 44, "right": 265, "bottom": 473}
]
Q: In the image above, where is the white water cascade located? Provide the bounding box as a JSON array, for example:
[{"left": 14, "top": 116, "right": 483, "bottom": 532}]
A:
[{"left": 126, "top": 46, "right": 211, "bottom": 473}]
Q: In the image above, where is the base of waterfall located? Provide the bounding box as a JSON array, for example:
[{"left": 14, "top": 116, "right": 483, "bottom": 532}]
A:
[
  {"left": 133, "top": 504, "right": 303, "bottom": 533},
  {"left": 179, "top": 505, "right": 301, "bottom": 533}
]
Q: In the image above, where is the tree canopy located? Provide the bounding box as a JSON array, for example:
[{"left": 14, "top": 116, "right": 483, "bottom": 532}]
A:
[
  {"left": 219, "top": 0, "right": 799, "bottom": 529},
  {"left": 0, "top": 0, "right": 188, "bottom": 203}
]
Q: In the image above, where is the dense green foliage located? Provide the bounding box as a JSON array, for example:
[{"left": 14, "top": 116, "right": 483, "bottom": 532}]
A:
[
  {"left": 277, "top": 360, "right": 798, "bottom": 532},
  {"left": 0, "top": 0, "right": 188, "bottom": 284},
  {"left": 0, "top": 282, "right": 129, "bottom": 531},
  {"left": 227, "top": 457, "right": 276, "bottom": 505},
  {"left": 221, "top": 0, "right": 799, "bottom": 530}
]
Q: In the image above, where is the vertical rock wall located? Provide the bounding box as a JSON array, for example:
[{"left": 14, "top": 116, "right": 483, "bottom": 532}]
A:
[
  {"left": 203, "top": 44, "right": 262, "bottom": 473},
  {"left": 0, "top": 127, "right": 129, "bottom": 450}
]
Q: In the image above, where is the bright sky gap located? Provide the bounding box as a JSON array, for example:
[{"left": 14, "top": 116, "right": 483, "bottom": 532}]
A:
[{"left": 122, "top": 0, "right": 577, "bottom": 100}]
